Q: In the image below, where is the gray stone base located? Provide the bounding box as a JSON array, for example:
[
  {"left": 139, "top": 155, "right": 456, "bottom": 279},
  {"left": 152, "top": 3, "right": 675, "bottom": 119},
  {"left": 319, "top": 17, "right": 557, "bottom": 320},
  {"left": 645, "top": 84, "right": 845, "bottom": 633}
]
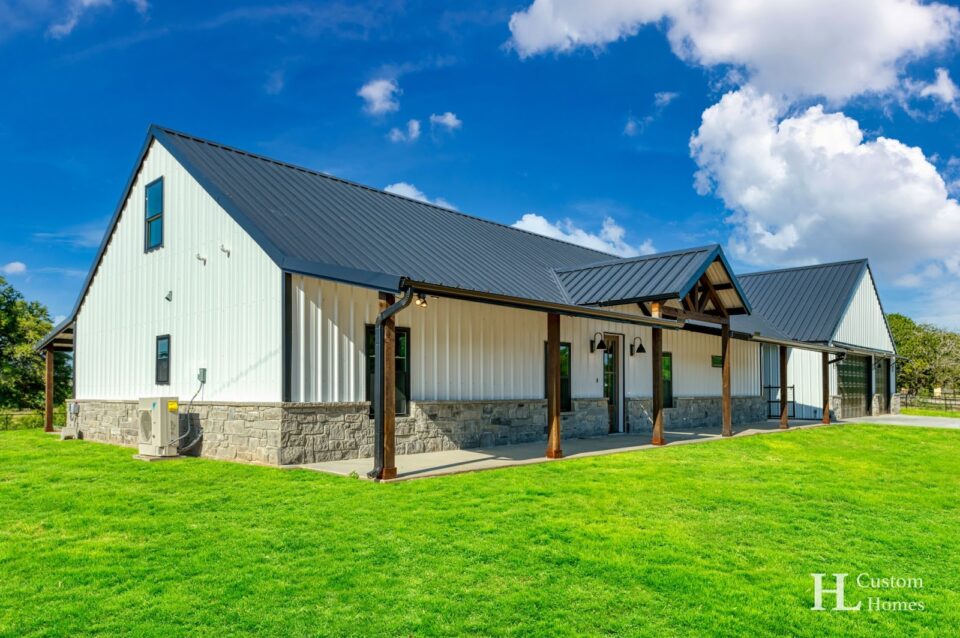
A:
[
  {"left": 68, "top": 395, "right": 768, "bottom": 466},
  {"left": 627, "top": 395, "right": 767, "bottom": 431},
  {"left": 280, "top": 399, "right": 611, "bottom": 465},
  {"left": 67, "top": 400, "right": 281, "bottom": 465},
  {"left": 67, "top": 398, "right": 612, "bottom": 466}
]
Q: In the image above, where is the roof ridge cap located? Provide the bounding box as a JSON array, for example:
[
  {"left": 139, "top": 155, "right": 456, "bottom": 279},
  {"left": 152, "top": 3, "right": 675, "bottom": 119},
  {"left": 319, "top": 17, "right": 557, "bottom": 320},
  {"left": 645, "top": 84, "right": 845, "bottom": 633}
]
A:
[
  {"left": 152, "top": 125, "right": 617, "bottom": 260},
  {"left": 555, "top": 244, "right": 718, "bottom": 274},
  {"left": 740, "top": 258, "right": 867, "bottom": 278}
]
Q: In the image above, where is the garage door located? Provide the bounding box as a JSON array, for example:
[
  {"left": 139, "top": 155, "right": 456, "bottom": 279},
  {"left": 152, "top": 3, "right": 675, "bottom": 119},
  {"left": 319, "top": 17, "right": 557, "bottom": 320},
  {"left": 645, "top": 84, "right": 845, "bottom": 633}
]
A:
[{"left": 838, "top": 355, "right": 870, "bottom": 419}]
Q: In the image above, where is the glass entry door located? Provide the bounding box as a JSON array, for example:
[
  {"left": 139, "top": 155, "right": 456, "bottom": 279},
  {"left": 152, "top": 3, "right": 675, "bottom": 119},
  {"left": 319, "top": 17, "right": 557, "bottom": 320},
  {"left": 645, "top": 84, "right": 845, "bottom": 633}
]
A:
[{"left": 603, "top": 334, "right": 622, "bottom": 433}]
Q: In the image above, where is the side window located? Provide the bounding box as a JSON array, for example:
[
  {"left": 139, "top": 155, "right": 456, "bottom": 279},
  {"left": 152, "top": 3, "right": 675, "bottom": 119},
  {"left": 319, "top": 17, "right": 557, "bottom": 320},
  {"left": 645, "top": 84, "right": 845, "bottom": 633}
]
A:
[
  {"left": 365, "top": 326, "right": 411, "bottom": 415},
  {"left": 145, "top": 177, "right": 164, "bottom": 252},
  {"left": 156, "top": 335, "right": 170, "bottom": 385},
  {"left": 544, "top": 342, "right": 572, "bottom": 412}
]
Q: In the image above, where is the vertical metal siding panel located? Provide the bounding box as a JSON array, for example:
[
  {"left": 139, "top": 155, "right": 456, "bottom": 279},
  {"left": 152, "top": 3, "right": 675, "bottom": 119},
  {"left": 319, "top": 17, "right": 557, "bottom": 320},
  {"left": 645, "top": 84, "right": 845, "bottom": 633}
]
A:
[
  {"left": 787, "top": 348, "right": 823, "bottom": 420},
  {"left": 76, "top": 141, "right": 281, "bottom": 402},
  {"left": 834, "top": 272, "right": 894, "bottom": 352}
]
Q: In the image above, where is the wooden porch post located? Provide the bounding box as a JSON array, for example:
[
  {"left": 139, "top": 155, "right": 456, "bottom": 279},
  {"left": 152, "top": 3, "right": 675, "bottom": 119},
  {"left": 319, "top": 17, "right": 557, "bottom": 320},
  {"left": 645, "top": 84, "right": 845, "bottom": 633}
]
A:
[
  {"left": 651, "top": 326, "right": 665, "bottom": 445},
  {"left": 821, "top": 351, "right": 831, "bottom": 424},
  {"left": 721, "top": 323, "right": 732, "bottom": 437},
  {"left": 44, "top": 346, "right": 54, "bottom": 433},
  {"left": 380, "top": 293, "right": 397, "bottom": 480},
  {"left": 779, "top": 345, "right": 789, "bottom": 430},
  {"left": 546, "top": 312, "right": 563, "bottom": 459}
]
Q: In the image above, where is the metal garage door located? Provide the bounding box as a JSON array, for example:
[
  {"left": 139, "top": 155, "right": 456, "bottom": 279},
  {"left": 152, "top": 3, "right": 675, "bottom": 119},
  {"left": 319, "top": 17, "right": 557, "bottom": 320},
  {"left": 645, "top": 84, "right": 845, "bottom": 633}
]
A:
[
  {"left": 838, "top": 355, "right": 870, "bottom": 419},
  {"left": 875, "top": 358, "right": 890, "bottom": 413}
]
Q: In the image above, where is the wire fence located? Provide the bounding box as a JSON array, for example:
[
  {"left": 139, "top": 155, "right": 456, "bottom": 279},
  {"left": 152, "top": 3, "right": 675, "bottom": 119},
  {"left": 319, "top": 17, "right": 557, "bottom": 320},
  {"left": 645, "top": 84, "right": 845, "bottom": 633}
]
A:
[
  {"left": 900, "top": 393, "right": 960, "bottom": 412},
  {"left": 0, "top": 407, "right": 67, "bottom": 431}
]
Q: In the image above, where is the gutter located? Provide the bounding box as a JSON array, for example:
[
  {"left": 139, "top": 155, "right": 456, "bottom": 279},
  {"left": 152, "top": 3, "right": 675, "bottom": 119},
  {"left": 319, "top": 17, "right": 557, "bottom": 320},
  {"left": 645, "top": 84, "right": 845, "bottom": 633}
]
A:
[{"left": 368, "top": 287, "right": 415, "bottom": 480}]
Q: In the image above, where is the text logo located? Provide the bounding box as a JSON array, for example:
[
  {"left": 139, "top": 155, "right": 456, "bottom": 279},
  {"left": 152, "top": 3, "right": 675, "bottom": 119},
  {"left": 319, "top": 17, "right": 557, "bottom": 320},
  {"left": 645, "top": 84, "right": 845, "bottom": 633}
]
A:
[{"left": 811, "top": 573, "right": 862, "bottom": 611}]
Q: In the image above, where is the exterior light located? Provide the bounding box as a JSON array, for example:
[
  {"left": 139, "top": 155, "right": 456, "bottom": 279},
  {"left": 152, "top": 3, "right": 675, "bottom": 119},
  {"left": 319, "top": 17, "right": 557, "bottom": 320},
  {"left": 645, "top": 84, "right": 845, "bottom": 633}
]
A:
[
  {"left": 414, "top": 293, "right": 428, "bottom": 308},
  {"left": 630, "top": 336, "right": 646, "bottom": 356},
  {"left": 590, "top": 332, "right": 607, "bottom": 353}
]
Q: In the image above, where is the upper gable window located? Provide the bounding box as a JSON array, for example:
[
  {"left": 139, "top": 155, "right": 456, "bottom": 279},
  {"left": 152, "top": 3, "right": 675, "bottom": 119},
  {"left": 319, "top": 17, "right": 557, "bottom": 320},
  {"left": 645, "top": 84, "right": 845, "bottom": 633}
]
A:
[{"left": 144, "top": 177, "right": 164, "bottom": 252}]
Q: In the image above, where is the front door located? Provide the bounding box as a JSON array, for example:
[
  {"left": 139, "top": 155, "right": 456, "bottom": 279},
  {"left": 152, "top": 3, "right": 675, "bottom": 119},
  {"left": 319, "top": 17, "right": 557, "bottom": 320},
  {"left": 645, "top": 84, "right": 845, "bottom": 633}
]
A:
[{"left": 603, "top": 334, "right": 622, "bottom": 433}]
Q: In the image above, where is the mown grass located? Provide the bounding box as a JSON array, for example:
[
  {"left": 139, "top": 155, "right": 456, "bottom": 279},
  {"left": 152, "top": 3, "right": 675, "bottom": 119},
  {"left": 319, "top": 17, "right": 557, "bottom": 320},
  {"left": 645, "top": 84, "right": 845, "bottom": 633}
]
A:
[
  {"left": 901, "top": 407, "right": 960, "bottom": 419},
  {"left": 1, "top": 425, "right": 958, "bottom": 637}
]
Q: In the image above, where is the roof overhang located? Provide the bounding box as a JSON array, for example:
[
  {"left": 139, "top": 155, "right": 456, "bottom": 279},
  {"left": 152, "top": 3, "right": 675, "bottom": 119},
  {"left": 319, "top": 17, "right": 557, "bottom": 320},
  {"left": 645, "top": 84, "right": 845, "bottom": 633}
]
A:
[
  {"left": 407, "top": 280, "right": 684, "bottom": 329},
  {"left": 36, "top": 319, "right": 75, "bottom": 353}
]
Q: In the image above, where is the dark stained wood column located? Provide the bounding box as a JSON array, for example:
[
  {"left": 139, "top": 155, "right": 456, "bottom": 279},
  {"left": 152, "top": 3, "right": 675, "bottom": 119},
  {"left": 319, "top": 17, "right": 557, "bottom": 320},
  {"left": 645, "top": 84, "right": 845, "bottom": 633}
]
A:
[
  {"left": 721, "top": 323, "right": 732, "bottom": 437},
  {"left": 651, "top": 326, "right": 665, "bottom": 446},
  {"left": 380, "top": 293, "right": 397, "bottom": 480},
  {"left": 44, "top": 346, "right": 54, "bottom": 433},
  {"left": 779, "top": 345, "right": 789, "bottom": 430},
  {"left": 821, "top": 351, "right": 831, "bottom": 424},
  {"left": 546, "top": 312, "right": 563, "bottom": 459}
]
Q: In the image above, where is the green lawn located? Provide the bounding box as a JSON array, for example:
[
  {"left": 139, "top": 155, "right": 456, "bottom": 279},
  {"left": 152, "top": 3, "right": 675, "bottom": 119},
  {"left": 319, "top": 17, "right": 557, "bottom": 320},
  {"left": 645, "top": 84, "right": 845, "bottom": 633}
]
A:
[
  {"left": 902, "top": 406, "right": 960, "bottom": 419},
  {"left": 2, "top": 425, "right": 959, "bottom": 637}
]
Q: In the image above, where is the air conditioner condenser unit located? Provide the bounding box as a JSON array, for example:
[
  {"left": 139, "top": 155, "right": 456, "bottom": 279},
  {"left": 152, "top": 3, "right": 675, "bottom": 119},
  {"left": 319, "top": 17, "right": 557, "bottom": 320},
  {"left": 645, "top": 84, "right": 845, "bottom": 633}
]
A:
[{"left": 137, "top": 397, "right": 180, "bottom": 457}]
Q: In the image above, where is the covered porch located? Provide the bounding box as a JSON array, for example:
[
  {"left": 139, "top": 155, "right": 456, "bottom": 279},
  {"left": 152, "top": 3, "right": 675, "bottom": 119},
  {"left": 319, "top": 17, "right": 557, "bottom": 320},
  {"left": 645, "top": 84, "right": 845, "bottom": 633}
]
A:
[{"left": 297, "top": 418, "right": 825, "bottom": 481}]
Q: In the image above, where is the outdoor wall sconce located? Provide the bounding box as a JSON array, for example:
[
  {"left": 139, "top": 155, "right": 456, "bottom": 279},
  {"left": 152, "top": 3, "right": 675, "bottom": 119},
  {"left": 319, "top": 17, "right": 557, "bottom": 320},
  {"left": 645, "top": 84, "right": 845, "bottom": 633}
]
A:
[
  {"left": 590, "top": 332, "right": 607, "bottom": 353},
  {"left": 414, "top": 293, "right": 428, "bottom": 308},
  {"left": 630, "top": 336, "right": 646, "bottom": 356}
]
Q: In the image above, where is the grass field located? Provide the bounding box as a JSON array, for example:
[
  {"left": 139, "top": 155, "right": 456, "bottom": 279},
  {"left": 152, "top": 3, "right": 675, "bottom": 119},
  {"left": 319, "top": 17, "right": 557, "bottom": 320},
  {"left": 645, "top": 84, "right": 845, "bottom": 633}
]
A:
[
  {"left": 901, "top": 406, "right": 960, "bottom": 419},
  {"left": 1, "top": 425, "right": 958, "bottom": 637}
]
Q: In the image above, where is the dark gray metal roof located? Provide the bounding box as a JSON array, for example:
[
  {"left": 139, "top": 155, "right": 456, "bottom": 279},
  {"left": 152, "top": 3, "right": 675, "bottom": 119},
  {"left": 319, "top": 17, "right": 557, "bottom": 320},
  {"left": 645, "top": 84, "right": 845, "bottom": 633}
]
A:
[
  {"left": 155, "top": 126, "right": 613, "bottom": 302},
  {"left": 737, "top": 260, "right": 868, "bottom": 343},
  {"left": 555, "top": 246, "right": 714, "bottom": 305},
  {"left": 554, "top": 244, "right": 752, "bottom": 313},
  {"left": 728, "top": 313, "right": 793, "bottom": 342}
]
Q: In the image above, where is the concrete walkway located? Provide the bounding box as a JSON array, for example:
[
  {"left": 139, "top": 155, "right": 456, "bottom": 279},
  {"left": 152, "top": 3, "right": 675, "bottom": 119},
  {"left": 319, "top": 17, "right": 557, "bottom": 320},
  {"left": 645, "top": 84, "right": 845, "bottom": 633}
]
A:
[
  {"left": 853, "top": 414, "right": 960, "bottom": 430},
  {"left": 293, "top": 418, "right": 823, "bottom": 481}
]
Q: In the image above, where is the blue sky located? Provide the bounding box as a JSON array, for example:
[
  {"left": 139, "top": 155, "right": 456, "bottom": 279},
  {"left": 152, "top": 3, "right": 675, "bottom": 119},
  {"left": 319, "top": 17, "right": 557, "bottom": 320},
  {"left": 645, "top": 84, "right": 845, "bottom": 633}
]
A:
[{"left": 3, "top": 0, "right": 960, "bottom": 327}]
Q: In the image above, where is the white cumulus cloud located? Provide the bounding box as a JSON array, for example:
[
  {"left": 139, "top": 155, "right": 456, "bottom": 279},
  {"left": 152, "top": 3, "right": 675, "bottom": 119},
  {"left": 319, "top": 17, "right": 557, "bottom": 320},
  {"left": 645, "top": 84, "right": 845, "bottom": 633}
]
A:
[
  {"left": 508, "top": 0, "right": 960, "bottom": 102},
  {"left": 384, "top": 182, "right": 455, "bottom": 209},
  {"left": 512, "top": 214, "right": 654, "bottom": 257},
  {"left": 429, "top": 111, "right": 463, "bottom": 131},
  {"left": 690, "top": 87, "right": 960, "bottom": 283},
  {"left": 387, "top": 119, "right": 421, "bottom": 143},
  {"left": 1, "top": 261, "right": 27, "bottom": 275},
  {"left": 358, "top": 78, "right": 400, "bottom": 115},
  {"left": 47, "top": 0, "right": 147, "bottom": 39},
  {"left": 913, "top": 67, "right": 960, "bottom": 106}
]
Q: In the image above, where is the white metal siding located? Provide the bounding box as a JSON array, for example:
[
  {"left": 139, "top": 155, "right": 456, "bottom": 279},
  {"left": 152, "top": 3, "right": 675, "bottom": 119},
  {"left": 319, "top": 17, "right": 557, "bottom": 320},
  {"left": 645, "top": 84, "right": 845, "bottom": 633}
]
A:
[
  {"left": 75, "top": 140, "right": 282, "bottom": 402},
  {"left": 834, "top": 271, "right": 895, "bottom": 352},
  {"left": 761, "top": 345, "right": 838, "bottom": 420},
  {"left": 289, "top": 276, "right": 761, "bottom": 402}
]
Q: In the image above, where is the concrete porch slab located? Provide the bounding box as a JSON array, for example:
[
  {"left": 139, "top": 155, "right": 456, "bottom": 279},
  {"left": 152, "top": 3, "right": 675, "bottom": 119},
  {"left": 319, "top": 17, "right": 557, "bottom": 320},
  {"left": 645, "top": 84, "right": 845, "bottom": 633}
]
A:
[{"left": 292, "top": 418, "right": 825, "bottom": 481}]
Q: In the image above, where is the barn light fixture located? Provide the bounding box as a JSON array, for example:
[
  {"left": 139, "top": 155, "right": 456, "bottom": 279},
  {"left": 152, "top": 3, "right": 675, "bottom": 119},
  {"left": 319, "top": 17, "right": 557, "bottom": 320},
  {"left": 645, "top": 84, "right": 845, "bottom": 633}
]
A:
[
  {"left": 414, "top": 293, "right": 428, "bottom": 308},
  {"left": 630, "top": 336, "right": 646, "bottom": 356},
  {"left": 590, "top": 332, "right": 607, "bottom": 353}
]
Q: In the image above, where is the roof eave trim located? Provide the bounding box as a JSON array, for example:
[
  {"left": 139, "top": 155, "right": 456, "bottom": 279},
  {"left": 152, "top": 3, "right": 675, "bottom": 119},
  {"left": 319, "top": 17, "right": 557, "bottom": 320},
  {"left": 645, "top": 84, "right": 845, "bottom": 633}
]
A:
[
  {"left": 282, "top": 258, "right": 403, "bottom": 292},
  {"left": 39, "top": 127, "right": 162, "bottom": 342}
]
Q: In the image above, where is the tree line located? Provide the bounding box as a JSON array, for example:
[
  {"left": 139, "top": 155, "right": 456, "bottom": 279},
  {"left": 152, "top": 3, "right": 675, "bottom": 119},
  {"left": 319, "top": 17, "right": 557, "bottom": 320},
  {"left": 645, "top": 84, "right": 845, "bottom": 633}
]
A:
[
  {"left": 888, "top": 313, "right": 960, "bottom": 396},
  {"left": 0, "top": 276, "right": 72, "bottom": 410}
]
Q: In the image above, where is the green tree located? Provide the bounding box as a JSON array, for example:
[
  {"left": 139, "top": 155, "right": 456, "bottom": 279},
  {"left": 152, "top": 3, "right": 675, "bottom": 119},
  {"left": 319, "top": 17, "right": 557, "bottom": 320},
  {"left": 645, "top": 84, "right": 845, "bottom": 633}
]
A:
[
  {"left": 0, "top": 276, "right": 72, "bottom": 409},
  {"left": 888, "top": 313, "right": 960, "bottom": 394}
]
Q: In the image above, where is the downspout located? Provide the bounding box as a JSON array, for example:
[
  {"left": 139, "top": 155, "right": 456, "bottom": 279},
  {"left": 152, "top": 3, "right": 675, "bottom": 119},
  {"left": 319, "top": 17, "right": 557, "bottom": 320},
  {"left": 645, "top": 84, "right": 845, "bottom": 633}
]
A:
[{"left": 368, "top": 286, "right": 415, "bottom": 480}]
